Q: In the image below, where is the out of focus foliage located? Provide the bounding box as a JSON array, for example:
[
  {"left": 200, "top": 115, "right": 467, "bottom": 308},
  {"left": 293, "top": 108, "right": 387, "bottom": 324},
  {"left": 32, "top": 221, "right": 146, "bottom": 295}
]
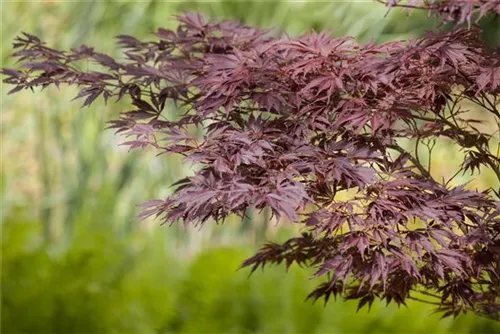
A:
[
  {"left": 1, "top": 1, "right": 499, "bottom": 333},
  {"left": 3, "top": 221, "right": 500, "bottom": 334}
]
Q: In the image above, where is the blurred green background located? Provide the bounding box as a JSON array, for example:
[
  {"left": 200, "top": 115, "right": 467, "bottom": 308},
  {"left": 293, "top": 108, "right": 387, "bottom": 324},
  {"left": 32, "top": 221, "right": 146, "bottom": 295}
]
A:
[{"left": 2, "top": 1, "right": 500, "bottom": 333}]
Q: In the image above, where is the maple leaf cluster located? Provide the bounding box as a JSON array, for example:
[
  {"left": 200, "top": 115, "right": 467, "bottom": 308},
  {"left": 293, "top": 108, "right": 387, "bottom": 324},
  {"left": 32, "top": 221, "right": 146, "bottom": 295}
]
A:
[
  {"left": 382, "top": 0, "right": 500, "bottom": 26},
  {"left": 3, "top": 0, "right": 500, "bottom": 321}
]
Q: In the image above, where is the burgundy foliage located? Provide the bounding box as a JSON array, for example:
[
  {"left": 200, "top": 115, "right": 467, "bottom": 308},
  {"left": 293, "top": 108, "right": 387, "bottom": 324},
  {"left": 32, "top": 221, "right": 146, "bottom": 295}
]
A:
[
  {"left": 382, "top": 0, "right": 500, "bottom": 26},
  {"left": 3, "top": 1, "right": 500, "bottom": 321}
]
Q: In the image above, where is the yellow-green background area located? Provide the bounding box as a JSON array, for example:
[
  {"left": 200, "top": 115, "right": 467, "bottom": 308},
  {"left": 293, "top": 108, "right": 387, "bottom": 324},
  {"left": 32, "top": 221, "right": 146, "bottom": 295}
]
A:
[{"left": 1, "top": 1, "right": 500, "bottom": 333}]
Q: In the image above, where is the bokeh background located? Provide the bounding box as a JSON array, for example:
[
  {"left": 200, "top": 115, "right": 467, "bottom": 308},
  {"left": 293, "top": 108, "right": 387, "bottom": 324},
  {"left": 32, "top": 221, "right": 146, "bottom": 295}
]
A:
[{"left": 2, "top": 1, "right": 500, "bottom": 333}]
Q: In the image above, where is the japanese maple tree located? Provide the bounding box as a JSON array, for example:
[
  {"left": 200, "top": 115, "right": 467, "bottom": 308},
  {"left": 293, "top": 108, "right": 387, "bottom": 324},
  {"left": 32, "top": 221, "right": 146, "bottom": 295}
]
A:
[{"left": 3, "top": 0, "right": 500, "bottom": 321}]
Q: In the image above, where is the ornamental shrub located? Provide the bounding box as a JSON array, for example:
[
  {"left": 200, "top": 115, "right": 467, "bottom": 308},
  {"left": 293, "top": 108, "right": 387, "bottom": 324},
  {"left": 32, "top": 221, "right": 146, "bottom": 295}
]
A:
[{"left": 3, "top": 0, "right": 500, "bottom": 321}]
